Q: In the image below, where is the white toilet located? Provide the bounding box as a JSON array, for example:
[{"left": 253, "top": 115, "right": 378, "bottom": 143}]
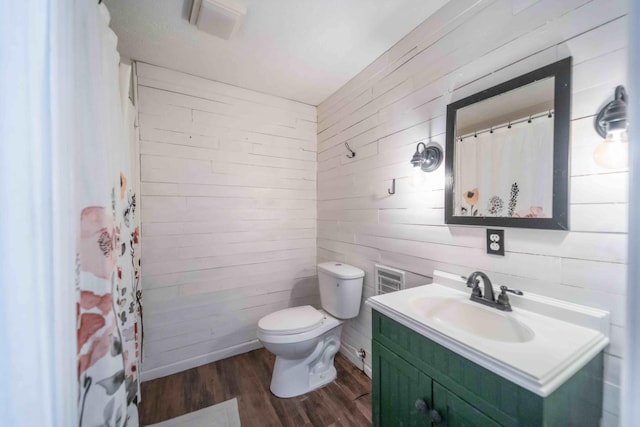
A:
[{"left": 257, "top": 262, "right": 365, "bottom": 398}]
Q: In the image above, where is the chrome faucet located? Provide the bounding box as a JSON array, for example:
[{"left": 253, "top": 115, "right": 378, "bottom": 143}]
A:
[
  {"left": 465, "top": 271, "right": 523, "bottom": 311},
  {"left": 466, "top": 271, "right": 495, "bottom": 302}
]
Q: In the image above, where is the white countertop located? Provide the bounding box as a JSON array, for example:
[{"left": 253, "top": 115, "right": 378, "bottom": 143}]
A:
[{"left": 366, "top": 270, "right": 610, "bottom": 397}]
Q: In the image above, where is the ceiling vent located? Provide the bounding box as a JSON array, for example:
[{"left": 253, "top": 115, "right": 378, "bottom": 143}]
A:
[
  {"left": 189, "top": 0, "right": 247, "bottom": 40},
  {"left": 375, "top": 265, "right": 406, "bottom": 295}
]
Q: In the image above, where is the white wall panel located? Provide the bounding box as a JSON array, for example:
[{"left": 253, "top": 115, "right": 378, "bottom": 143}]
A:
[
  {"left": 317, "top": 0, "right": 628, "bottom": 425},
  {"left": 138, "top": 63, "right": 318, "bottom": 380}
]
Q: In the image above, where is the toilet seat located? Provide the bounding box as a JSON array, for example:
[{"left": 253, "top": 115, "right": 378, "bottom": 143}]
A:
[
  {"left": 257, "top": 308, "right": 342, "bottom": 344},
  {"left": 258, "top": 305, "right": 324, "bottom": 335}
]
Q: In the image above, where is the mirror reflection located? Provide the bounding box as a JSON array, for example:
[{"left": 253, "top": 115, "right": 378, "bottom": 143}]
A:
[
  {"left": 445, "top": 57, "right": 571, "bottom": 230},
  {"left": 453, "top": 77, "right": 555, "bottom": 219}
]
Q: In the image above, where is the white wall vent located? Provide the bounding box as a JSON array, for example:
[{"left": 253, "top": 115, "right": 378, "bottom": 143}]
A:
[
  {"left": 375, "top": 265, "right": 406, "bottom": 295},
  {"left": 190, "top": 0, "right": 247, "bottom": 40}
]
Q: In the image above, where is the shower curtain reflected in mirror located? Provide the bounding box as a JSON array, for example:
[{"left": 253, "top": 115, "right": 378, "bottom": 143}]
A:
[{"left": 454, "top": 117, "right": 554, "bottom": 219}]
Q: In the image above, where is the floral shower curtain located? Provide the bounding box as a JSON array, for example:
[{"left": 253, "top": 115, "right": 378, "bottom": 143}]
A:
[
  {"left": 454, "top": 118, "right": 554, "bottom": 218},
  {"left": 75, "top": 3, "right": 141, "bottom": 426}
]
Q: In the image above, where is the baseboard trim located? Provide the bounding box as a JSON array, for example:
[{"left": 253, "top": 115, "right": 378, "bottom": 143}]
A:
[
  {"left": 339, "top": 343, "right": 372, "bottom": 379},
  {"left": 140, "top": 340, "right": 263, "bottom": 382},
  {"left": 141, "top": 339, "right": 371, "bottom": 382}
]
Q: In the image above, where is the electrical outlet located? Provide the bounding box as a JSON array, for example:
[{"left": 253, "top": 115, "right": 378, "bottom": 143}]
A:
[{"left": 486, "top": 229, "right": 505, "bottom": 256}]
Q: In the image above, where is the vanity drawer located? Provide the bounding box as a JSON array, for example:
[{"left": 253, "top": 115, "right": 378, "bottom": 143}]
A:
[{"left": 372, "top": 310, "right": 604, "bottom": 427}]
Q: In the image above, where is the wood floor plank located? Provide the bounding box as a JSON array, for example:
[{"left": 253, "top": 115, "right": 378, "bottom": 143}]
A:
[{"left": 139, "top": 348, "right": 372, "bottom": 426}]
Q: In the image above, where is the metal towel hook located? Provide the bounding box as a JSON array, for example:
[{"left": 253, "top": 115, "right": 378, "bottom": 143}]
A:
[
  {"left": 388, "top": 178, "right": 396, "bottom": 195},
  {"left": 345, "top": 141, "right": 356, "bottom": 159}
]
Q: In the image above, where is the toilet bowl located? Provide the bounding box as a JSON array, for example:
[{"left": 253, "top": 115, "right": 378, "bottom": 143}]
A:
[
  {"left": 258, "top": 306, "right": 342, "bottom": 398},
  {"left": 257, "top": 262, "right": 365, "bottom": 398}
]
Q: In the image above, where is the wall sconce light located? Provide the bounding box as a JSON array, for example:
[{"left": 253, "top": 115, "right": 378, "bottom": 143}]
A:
[
  {"left": 411, "top": 142, "right": 443, "bottom": 172},
  {"left": 593, "top": 85, "right": 629, "bottom": 169},
  {"left": 410, "top": 141, "right": 443, "bottom": 188}
]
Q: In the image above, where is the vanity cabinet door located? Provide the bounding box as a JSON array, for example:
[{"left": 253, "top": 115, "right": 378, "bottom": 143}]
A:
[
  {"left": 433, "top": 382, "right": 503, "bottom": 427},
  {"left": 373, "top": 341, "right": 432, "bottom": 427}
]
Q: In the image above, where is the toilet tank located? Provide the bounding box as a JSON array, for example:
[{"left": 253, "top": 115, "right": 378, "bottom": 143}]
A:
[{"left": 317, "top": 262, "right": 365, "bottom": 319}]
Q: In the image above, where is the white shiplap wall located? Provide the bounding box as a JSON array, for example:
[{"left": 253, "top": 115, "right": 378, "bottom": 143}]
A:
[
  {"left": 317, "top": 1, "right": 628, "bottom": 425},
  {"left": 137, "top": 63, "right": 318, "bottom": 380}
]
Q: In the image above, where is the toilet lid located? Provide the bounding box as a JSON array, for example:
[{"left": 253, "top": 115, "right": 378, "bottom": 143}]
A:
[{"left": 258, "top": 306, "right": 324, "bottom": 335}]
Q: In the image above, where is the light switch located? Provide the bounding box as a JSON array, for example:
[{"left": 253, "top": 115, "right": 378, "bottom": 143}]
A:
[{"left": 486, "top": 229, "right": 505, "bottom": 256}]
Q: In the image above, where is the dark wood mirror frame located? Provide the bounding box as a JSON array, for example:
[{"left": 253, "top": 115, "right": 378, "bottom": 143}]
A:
[{"left": 444, "top": 57, "right": 572, "bottom": 230}]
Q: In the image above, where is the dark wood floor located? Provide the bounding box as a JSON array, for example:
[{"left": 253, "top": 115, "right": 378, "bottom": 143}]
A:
[{"left": 139, "top": 348, "right": 372, "bottom": 426}]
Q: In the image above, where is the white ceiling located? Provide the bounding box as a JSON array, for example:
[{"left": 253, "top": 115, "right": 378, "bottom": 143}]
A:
[{"left": 104, "top": 0, "right": 448, "bottom": 106}]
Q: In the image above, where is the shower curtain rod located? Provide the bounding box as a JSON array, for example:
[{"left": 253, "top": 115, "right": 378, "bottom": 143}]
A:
[{"left": 457, "top": 109, "right": 554, "bottom": 141}]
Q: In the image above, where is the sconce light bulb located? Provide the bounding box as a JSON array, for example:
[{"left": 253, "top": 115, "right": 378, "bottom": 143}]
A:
[
  {"left": 605, "top": 129, "right": 627, "bottom": 144},
  {"left": 593, "top": 131, "right": 628, "bottom": 169},
  {"left": 411, "top": 165, "right": 427, "bottom": 188}
]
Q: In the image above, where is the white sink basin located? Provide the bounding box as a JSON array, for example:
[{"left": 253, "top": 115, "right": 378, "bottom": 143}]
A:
[
  {"left": 366, "top": 270, "right": 611, "bottom": 397},
  {"left": 410, "top": 296, "right": 535, "bottom": 343}
]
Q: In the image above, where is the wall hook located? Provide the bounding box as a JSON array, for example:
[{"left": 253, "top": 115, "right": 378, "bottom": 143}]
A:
[
  {"left": 345, "top": 141, "right": 356, "bottom": 159},
  {"left": 388, "top": 178, "right": 396, "bottom": 195}
]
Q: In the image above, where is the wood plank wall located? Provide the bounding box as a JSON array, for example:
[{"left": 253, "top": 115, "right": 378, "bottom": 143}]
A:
[
  {"left": 316, "top": 1, "right": 628, "bottom": 425},
  {"left": 136, "top": 63, "right": 319, "bottom": 380}
]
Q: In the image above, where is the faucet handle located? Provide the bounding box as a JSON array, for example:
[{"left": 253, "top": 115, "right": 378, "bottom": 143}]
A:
[
  {"left": 463, "top": 275, "right": 472, "bottom": 288},
  {"left": 497, "top": 286, "right": 512, "bottom": 310},
  {"left": 500, "top": 285, "right": 523, "bottom": 296},
  {"left": 497, "top": 286, "right": 523, "bottom": 311},
  {"left": 465, "top": 276, "right": 482, "bottom": 297}
]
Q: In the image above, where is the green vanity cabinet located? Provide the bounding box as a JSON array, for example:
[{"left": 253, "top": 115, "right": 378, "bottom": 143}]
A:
[
  {"left": 373, "top": 342, "right": 432, "bottom": 426},
  {"left": 432, "top": 382, "right": 502, "bottom": 427},
  {"left": 374, "top": 341, "right": 501, "bottom": 427},
  {"left": 372, "top": 310, "right": 604, "bottom": 427}
]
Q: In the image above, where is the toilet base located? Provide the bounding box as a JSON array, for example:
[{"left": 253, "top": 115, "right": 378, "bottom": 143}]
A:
[{"left": 269, "top": 325, "right": 342, "bottom": 398}]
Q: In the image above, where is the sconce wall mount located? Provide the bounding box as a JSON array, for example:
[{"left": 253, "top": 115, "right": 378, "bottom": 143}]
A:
[
  {"left": 411, "top": 141, "right": 443, "bottom": 172},
  {"left": 593, "top": 85, "right": 629, "bottom": 169},
  {"left": 595, "top": 85, "right": 628, "bottom": 138}
]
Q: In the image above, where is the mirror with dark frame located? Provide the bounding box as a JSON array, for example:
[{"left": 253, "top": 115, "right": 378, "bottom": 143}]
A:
[{"left": 444, "top": 57, "right": 572, "bottom": 230}]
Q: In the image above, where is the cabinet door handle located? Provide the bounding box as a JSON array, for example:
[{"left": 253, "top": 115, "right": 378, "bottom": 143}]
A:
[
  {"left": 429, "top": 409, "right": 443, "bottom": 425},
  {"left": 415, "top": 399, "right": 444, "bottom": 425},
  {"left": 415, "top": 399, "right": 428, "bottom": 414}
]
